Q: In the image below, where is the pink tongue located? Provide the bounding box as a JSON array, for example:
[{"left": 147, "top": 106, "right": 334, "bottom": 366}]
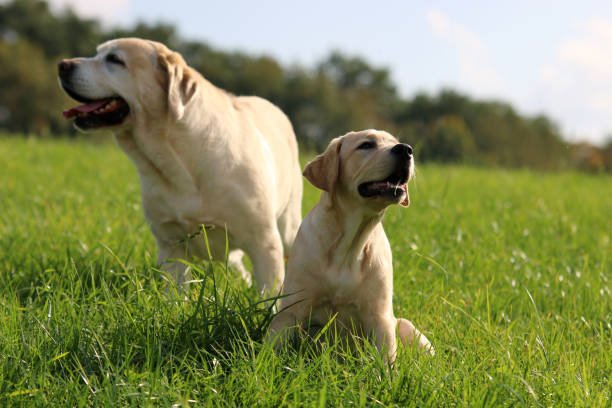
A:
[{"left": 62, "top": 99, "right": 111, "bottom": 118}]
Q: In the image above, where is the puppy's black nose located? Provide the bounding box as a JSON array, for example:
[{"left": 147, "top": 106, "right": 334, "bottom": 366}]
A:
[
  {"left": 391, "top": 143, "right": 413, "bottom": 157},
  {"left": 58, "top": 60, "right": 74, "bottom": 79}
]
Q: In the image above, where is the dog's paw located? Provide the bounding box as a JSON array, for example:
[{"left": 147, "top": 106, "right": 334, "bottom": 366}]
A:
[{"left": 397, "top": 318, "right": 435, "bottom": 356}]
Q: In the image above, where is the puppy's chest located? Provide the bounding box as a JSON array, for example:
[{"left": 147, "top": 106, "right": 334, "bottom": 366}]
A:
[
  {"left": 329, "top": 264, "right": 361, "bottom": 285},
  {"left": 314, "top": 250, "right": 386, "bottom": 306},
  {"left": 319, "top": 265, "right": 364, "bottom": 305}
]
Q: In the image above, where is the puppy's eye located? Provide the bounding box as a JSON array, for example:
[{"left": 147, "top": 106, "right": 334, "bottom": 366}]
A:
[
  {"left": 357, "top": 141, "right": 376, "bottom": 150},
  {"left": 105, "top": 53, "right": 125, "bottom": 67}
]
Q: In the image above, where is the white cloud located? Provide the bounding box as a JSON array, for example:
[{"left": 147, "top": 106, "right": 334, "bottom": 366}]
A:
[
  {"left": 426, "top": 10, "right": 449, "bottom": 37},
  {"left": 558, "top": 18, "right": 612, "bottom": 79},
  {"left": 46, "top": 0, "right": 131, "bottom": 26},
  {"left": 425, "top": 9, "right": 505, "bottom": 97},
  {"left": 531, "top": 17, "right": 612, "bottom": 143},
  {"left": 425, "top": 10, "right": 612, "bottom": 144}
]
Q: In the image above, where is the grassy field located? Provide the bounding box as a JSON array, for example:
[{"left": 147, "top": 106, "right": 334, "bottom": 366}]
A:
[{"left": 0, "top": 136, "right": 611, "bottom": 407}]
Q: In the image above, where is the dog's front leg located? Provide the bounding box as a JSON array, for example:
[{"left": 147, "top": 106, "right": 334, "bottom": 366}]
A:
[
  {"left": 267, "top": 311, "right": 299, "bottom": 349},
  {"left": 227, "top": 249, "right": 251, "bottom": 286},
  {"left": 157, "top": 243, "right": 192, "bottom": 291},
  {"left": 243, "top": 228, "right": 285, "bottom": 297},
  {"left": 364, "top": 316, "right": 398, "bottom": 364},
  {"left": 266, "top": 295, "right": 311, "bottom": 349}
]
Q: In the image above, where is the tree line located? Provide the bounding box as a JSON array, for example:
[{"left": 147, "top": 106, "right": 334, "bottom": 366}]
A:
[{"left": 1, "top": 0, "right": 611, "bottom": 171}]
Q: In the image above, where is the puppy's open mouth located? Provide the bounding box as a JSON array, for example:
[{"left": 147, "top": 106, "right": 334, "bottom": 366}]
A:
[
  {"left": 62, "top": 95, "right": 130, "bottom": 130},
  {"left": 358, "top": 164, "right": 410, "bottom": 204}
]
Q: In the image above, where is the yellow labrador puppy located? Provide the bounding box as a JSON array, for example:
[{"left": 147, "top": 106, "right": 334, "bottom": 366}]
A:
[
  {"left": 58, "top": 38, "right": 302, "bottom": 295},
  {"left": 268, "top": 130, "right": 434, "bottom": 362}
]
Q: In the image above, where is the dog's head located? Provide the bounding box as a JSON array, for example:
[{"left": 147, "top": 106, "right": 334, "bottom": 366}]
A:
[
  {"left": 304, "top": 129, "right": 414, "bottom": 210},
  {"left": 57, "top": 38, "right": 198, "bottom": 131}
]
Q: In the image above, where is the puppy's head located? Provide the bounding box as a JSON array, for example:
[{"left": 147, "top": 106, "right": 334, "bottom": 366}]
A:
[
  {"left": 304, "top": 130, "right": 414, "bottom": 210},
  {"left": 58, "top": 38, "right": 198, "bottom": 131}
]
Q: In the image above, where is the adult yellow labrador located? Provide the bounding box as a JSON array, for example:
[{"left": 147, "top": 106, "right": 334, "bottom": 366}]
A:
[
  {"left": 58, "top": 38, "right": 302, "bottom": 295},
  {"left": 268, "top": 130, "right": 434, "bottom": 362}
]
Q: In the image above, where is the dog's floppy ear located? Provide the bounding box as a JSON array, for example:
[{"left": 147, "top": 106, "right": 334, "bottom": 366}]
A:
[
  {"left": 157, "top": 51, "right": 198, "bottom": 120},
  {"left": 303, "top": 137, "right": 343, "bottom": 193}
]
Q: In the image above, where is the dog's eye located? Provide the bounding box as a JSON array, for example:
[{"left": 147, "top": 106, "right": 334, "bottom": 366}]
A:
[
  {"left": 357, "top": 141, "right": 376, "bottom": 150},
  {"left": 105, "top": 53, "right": 125, "bottom": 67}
]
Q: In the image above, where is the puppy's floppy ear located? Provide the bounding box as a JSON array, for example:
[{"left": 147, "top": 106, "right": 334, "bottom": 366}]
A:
[
  {"left": 157, "top": 51, "right": 198, "bottom": 120},
  {"left": 303, "top": 137, "right": 343, "bottom": 193}
]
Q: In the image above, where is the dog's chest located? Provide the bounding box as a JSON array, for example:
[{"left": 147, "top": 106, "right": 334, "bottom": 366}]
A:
[
  {"left": 322, "top": 265, "right": 363, "bottom": 302},
  {"left": 315, "top": 246, "right": 387, "bottom": 311},
  {"left": 141, "top": 186, "right": 211, "bottom": 238}
]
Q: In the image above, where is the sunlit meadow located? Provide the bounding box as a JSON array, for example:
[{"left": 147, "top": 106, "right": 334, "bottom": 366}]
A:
[{"left": 0, "top": 136, "right": 610, "bottom": 407}]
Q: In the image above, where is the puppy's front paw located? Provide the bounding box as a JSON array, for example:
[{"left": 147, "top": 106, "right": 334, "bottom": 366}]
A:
[{"left": 397, "top": 318, "right": 435, "bottom": 356}]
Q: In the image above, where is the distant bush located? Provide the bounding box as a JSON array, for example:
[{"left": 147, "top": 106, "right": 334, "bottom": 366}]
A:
[{"left": 419, "top": 116, "right": 476, "bottom": 163}]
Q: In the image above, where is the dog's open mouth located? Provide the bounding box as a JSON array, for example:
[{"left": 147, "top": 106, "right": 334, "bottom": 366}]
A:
[
  {"left": 358, "top": 164, "right": 410, "bottom": 204},
  {"left": 62, "top": 96, "right": 130, "bottom": 130}
]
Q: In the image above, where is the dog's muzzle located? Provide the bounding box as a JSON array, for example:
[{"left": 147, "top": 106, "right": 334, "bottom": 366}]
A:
[
  {"left": 58, "top": 60, "right": 131, "bottom": 131},
  {"left": 357, "top": 143, "right": 413, "bottom": 203}
]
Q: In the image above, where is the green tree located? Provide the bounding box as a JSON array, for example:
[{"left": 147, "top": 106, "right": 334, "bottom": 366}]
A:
[
  {"left": 419, "top": 115, "right": 476, "bottom": 163},
  {"left": 0, "top": 0, "right": 102, "bottom": 58},
  {"left": 0, "top": 39, "right": 69, "bottom": 134},
  {"left": 0, "top": 0, "right": 586, "bottom": 170}
]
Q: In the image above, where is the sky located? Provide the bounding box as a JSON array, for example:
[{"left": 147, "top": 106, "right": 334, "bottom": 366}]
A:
[{"left": 45, "top": 0, "right": 612, "bottom": 145}]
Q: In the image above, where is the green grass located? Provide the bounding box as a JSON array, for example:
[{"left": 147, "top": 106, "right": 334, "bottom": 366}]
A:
[{"left": 1, "top": 136, "right": 611, "bottom": 407}]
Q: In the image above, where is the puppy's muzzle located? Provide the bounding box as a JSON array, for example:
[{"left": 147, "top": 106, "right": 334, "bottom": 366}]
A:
[
  {"left": 390, "top": 143, "right": 413, "bottom": 181},
  {"left": 357, "top": 143, "right": 413, "bottom": 203},
  {"left": 390, "top": 143, "right": 413, "bottom": 160},
  {"left": 387, "top": 143, "right": 413, "bottom": 184}
]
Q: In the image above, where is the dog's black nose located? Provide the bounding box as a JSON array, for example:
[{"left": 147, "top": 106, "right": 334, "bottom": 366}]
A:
[
  {"left": 391, "top": 143, "right": 413, "bottom": 157},
  {"left": 58, "top": 60, "right": 74, "bottom": 79}
]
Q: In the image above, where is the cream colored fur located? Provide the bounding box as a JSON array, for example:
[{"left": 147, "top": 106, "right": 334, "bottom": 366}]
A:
[
  {"left": 268, "top": 130, "right": 434, "bottom": 362},
  {"left": 59, "top": 38, "right": 302, "bottom": 295}
]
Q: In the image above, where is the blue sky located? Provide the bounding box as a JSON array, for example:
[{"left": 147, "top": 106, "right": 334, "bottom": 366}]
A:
[{"left": 46, "top": 0, "right": 612, "bottom": 144}]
